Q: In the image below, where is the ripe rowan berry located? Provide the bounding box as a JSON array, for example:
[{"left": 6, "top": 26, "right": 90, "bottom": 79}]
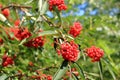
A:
[
  {"left": 10, "top": 28, "right": 31, "bottom": 41},
  {"left": 24, "top": 36, "right": 44, "bottom": 48},
  {"left": 0, "top": 38, "right": 3, "bottom": 45},
  {"left": 2, "top": 9, "right": 10, "bottom": 17},
  {"left": 86, "top": 46, "right": 104, "bottom": 62},
  {"left": 57, "top": 41, "right": 80, "bottom": 62},
  {"left": 2, "top": 54, "right": 14, "bottom": 67},
  {"left": 48, "top": 0, "right": 67, "bottom": 11},
  {"left": 69, "top": 22, "right": 82, "bottom": 38}
]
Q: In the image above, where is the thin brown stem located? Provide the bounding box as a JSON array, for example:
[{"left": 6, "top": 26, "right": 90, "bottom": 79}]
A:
[{"left": 1, "top": 4, "right": 32, "bottom": 10}]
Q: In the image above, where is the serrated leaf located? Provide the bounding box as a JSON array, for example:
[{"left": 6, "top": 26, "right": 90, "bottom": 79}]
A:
[{"left": 53, "top": 60, "right": 68, "bottom": 80}]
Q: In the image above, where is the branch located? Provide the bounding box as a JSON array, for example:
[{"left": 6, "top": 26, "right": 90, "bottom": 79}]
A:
[
  {"left": 41, "top": 15, "right": 57, "bottom": 27},
  {"left": 1, "top": 4, "right": 32, "bottom": 10}
]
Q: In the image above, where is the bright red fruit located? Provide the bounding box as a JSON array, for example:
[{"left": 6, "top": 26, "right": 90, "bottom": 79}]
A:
[
  {"left": 2, "top": 54, "right": 14, "bottom": 67},
  {"left": 46, "top": 75, "right": 53, "bottom": 80},
  {"left": 2, "top": 9, "right": 10, "bottom": 17},
  {"left": 24, "top": 36, "right": 44, "bottom": 48},
  {"left": 0, "top": 38, "right": 3, "bottom": 45},
  {"left": 69, "top": 22, "right": 82, "bottom": 38},
  {"left": 58, "top": 41, "right": 80, "bottom": 62},
  {"left": 10, "top": 28, "right": 31, "bottom": 41},
  {"left": 86, "top": 46, "right": 104, "bottom": 62},
  {"left": 14, "top": 19, "right": 20, "bottom": 27},
  {"left": 48, "top": 0, "right": 67, "bottom": 11}
]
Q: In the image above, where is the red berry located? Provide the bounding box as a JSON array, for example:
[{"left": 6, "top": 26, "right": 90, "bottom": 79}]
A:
[
  {"left": 14, "top": 19, "right": 20, "bottom": 27},
  {"left": 0, "top": 38, "right": 3, "bottom": 45},
  {"left": 46, "top": 75, "right": 52, "bottom": 80},
  {"left": 58, "top": 41, "right": 80, "bottom": 62},
  {"left": 48, "top": 0, "right": 67, "bottom": 11},
  {"left": 0, "top": 4, "right": 2, "bottom": 8},
  {"left": 2, "top": 9, "right": 10, "bottom": 17},
  {"left": 24, "top": 36, "right": 45, "bottom": 48},
  {"left": 2, "top": 53, "right": 7, "bottom": 60},
  {"left": 2, "top": 61, "right": 8, "bottom": 67},
  {"left": 69, "top": 22, "right": 82, "bottom": 38},
  {"left": 28, "top": 61, "right": 34, "bottom": 66},
  {"left": 86, "top": 46, "right": 104, "bottom": 62},
  {"left": 10, "top": 28, "right": 31, "bottom": 41},
  {"left": 2, "top": 54, "right": 14, "bottom": 67}
]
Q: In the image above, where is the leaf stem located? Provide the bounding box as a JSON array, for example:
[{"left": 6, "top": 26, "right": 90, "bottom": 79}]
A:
[{"left": 98, "top": 60, "right": 103, "bottom": 80}]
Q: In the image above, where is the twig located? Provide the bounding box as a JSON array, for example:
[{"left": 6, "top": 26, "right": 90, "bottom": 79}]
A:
[
  {"left": 41, "top": 15, "right": 57, "bottom": 27},
  {"left": 38, "top": 66, "right": 58, "bottom": 71},
  {"left": 1, "top": 4, "right": 32, "bottom": 10}
]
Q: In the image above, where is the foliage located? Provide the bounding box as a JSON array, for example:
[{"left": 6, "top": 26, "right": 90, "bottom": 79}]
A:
[{"left": 0, "top": 0, "right": 120, "bottom": 80}]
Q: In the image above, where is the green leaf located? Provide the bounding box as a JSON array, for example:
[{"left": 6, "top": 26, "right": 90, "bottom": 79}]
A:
[
  {"left": 103, "top": 59, "right": 117, "bottom": 80},
  {"left": 40, "top": 0, "right": 48, "bottom": 15},
  {"left": 38, "top": 0, "right": 42, "bottom": 12},
  {"left": 74, "top": 62, "right": 85, "bottom": 80},
  {"left": 98, "top": 60, "right": 103, "bottom": 80},
  {"left": 0, "top": 74, "right": 7, "bottom": 80},
  {"left": 72, "top": 73, "right": 79, "bottom": 80},
  {"left": 38, "top": 30, "right": 58, "bottom": 36},
  {"left": 53, "top": 60, "right": 68, "bottom": 80}
]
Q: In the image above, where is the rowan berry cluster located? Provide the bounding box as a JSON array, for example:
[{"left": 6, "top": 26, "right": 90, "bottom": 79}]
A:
[
  {"left": 2, "top": 54, "right": 14, "bottom": 67},
  {"left": 10, "top": 27, "right": 31, "bottom": 41},
  {"left": 24, "top": 36, "right": 45, "bottom": 48},
  {"left": 48, "top": 0, "right": 67, "bottom": 11},
  {"left": 57, "top": 41, "right": 80, "bottom": 62},
  {"left": 69, "top": 22, "right": 82, "bottom": 38},
  {"left": 86, "top": 46, "right": 104, "bottom": 62},
  {"left": 31, "top": 74, "right": 52, "bottom": 80}
]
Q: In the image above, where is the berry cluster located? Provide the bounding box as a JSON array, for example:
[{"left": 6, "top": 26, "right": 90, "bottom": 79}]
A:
[
  {"left": 57, "top": 41, "right": 80, "bottom": 62},
  {"left": 24, "top": 36, "right": 44, "bottom": 48},
  {"left": 2, "top": 54, "right": 14, "bottom": 67},
  {"left": 31, "top": 74, "right": 52, "bottom": 80},
  {"left": 69, "top": 22, "right": 82, "bottom": 38},
  {"left": 2, "top": 9, "right": 10, "bottom": 17},
  {"left": 0, "top": 4, "right": 10, "bottom": 17},
  {"left": 86, "top": 46, "right": 104, "bottom": 62},
  {"left": 48, "top": 0, "right": 67, "bottom": 11},
  {"left": 10, "top": 27, "right": 31, "bottom": 41}
]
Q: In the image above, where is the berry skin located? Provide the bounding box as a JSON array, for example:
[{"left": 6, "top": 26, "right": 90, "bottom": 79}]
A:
[
  {"left": 14, "top": 19, "right": 20, "bottom": 27},
  {"left": 48, "top": 0, "right": 67, "bottom": 11},
  {"left": 0, "top": 38, "right": 3, "bottom": 45},
  {"left": 58, "top": 41, "right": 80, "bottom": 62},
  {"left": 28, "top": 61, "right": 34, "bottom": 66},
  {"left": 46, "top": 75, "right": 53, "bottom": 80},
  {"left": 24, "top": 36, "right": 45, "bottom": 48},
  {"left": 2, "top": 9, "right": 10, "bottom": 17},
  {"left": 0, "top": 4, "right": 2, "bottom": 8},
  {"left": 2, "top": 54, "right": 14, "bottom": 67},
  {"left": 10, "top": 28, "right": 31, "bottom": 41},
  {"left": 69, "top": 22, "right": 82, "bottom": 38},
  {"left": 86, "top": 46, "right": 104, "bottom": 62}
]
